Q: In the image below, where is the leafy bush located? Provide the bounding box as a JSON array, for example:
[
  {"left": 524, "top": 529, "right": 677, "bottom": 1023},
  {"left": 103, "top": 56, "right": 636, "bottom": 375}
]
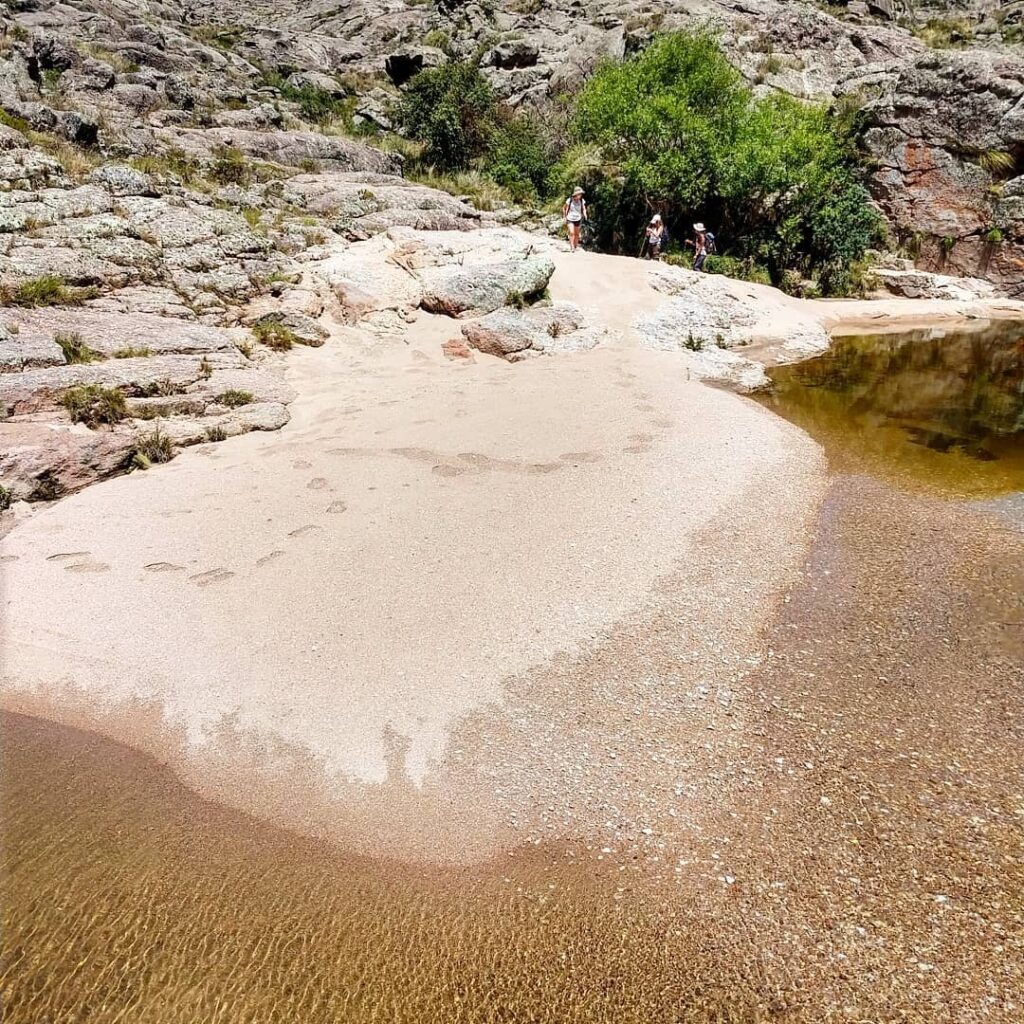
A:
[
  {"left": 264, "top": 71, "right": 352, "bottom": 126},
  {"left": 113, "top": 346, "right": 153, "bottom": 358},
  {"left": 61, "top": 385, "right": 128, "bottom": 427},
  {"left": 397, "top": 61, "right": 496, "bottom": 171},
  {"left": 485, "top": 113, "right": 550, "bottom": 202},
  {"left": 0, "top": 484, "right": 12, "bottom": 511},
  {"left": 555, "top": 31, "right": 881, "bottom": 293},
  {"left": 56, "top": 332, "right": 101, "bottom": 365}
]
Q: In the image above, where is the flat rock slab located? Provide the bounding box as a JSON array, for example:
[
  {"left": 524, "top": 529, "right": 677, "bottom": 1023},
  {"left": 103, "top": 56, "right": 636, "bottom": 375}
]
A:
[
  {"left": 0, "top": 330, "right": 64, "bottom": 373},
  {"left": 0, "top": 352, "right": 244, "bottom": 416},
  {"left": 158, "top": 128, "right": 401, "bottom": 176},
  {"left": 0, "top": 308, "right": 243, "bottom": 358},
  {"left": 285, "top": 172, "right": 488, "bottom": 235}
]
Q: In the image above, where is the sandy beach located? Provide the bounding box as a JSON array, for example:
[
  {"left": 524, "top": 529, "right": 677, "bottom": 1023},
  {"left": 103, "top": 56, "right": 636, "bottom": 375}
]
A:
[{"left": 0, "top": 249, "right": 827, "bottom": 860}]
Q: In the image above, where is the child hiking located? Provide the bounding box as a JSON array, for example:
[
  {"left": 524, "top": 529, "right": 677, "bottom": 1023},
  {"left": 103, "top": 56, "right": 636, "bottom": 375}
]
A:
[{"left": 563, "top": 187, "right": 588, "bottom": 252}]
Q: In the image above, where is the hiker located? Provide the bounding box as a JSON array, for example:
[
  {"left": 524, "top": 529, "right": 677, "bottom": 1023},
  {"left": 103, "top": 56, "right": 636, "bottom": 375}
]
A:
[
  {"left": 563, "top": 186, "right": 588, "bottom": 252},
  {"left": 642, "top": 214, "right": 668, "bottom": 260},
  {"left": 687, "top": 222, "right": 715, "bottom": 271}
]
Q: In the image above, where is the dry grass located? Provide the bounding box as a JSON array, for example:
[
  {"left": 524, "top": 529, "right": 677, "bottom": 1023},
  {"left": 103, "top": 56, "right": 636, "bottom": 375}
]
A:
[{"left": 60, "top": 385, "right": 128, "bottom": 427}]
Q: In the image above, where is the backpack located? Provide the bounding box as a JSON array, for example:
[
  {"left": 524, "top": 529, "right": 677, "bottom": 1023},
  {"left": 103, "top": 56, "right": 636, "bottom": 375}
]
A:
[{"left": 705, "top": 230, "right": 716, "bottom": 254}]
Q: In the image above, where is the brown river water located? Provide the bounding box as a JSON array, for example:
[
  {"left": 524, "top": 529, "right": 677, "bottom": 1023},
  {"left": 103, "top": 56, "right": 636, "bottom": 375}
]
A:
[{"left": 3, "top": 323, "right": 1024, "bottom": 1023}]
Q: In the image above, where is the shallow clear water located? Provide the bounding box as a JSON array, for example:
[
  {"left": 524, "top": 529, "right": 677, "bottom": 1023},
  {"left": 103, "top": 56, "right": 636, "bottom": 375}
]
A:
[{"left": 759, "top": 321, "right": 1024, "bottom": 497}]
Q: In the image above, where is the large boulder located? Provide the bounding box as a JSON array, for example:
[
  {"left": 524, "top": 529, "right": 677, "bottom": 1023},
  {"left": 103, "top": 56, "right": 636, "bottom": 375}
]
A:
[
  {"left": 461, "top": 302, "right": 608, "bottom": 359},
  {"left": 419, "top": 256, "right": 555, "bottom": 318}
]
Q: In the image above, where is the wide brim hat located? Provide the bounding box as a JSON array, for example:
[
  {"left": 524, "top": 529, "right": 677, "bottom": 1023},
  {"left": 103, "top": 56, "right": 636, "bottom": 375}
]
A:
[
  {"left": 572, "top": 187, "right": 584, "bottom": 196},
  {"left": 693, "top": 222, "right": 705, "bottom": 231}
]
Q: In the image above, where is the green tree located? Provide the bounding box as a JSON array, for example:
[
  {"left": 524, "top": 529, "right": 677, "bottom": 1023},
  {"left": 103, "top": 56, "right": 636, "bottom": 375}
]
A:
[
  {"left": 485, "top": 112, "right": 550, "bottom": 201},
  {"left": 557, "top": 30, "right": 880, "bottom": 293},
  {"left": 397, "top": 62, "right": 496, "bottom": 171}
]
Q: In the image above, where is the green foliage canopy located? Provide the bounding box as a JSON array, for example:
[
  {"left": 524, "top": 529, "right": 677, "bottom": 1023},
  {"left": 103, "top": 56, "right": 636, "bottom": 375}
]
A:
[
  {"left": 556, "top": 31, "right": 881, "bottom": 292},
  {"left": 397, "top": 62, "right": 497, "bottom": 171}
]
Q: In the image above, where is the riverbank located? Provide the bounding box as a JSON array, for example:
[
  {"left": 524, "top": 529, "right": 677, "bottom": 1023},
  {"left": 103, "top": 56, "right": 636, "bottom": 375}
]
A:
[{"left": 5, "top": 466, "right": 1022, "bottom": 1023}]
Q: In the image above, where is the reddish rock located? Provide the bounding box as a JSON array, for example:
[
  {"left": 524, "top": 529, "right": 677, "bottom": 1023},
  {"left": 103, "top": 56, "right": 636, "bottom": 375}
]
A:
[{"left": 442, "top": 339, "right": 475, "bottom": 362}]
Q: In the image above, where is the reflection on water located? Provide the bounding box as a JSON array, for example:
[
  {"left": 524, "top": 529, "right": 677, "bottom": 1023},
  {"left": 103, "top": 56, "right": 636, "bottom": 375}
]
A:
[{"left": 760, "top": 321, "right": 1024, "bottom": 496}]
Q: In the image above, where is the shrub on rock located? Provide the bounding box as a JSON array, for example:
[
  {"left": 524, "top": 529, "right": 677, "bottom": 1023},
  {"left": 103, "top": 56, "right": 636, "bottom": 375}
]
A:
[{"left": 61, "top": 385, "right": 128, "bottom": 427}]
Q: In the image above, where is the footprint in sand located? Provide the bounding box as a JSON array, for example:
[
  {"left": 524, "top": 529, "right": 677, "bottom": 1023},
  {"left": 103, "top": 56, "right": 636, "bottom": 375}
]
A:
[
  {"left": 189, "top": 568, "right": 235, "bottom": 587},
  {"left": 326, "top": 501, "right": 348, "bottom": 514},
  {"left": 307, "top": 477, "right": 329, "bottom": 491},
  {"left": 559, "top": 452, "right": 602, "bottom": 464},
  {"left": 293, "top": 459, "right": 313, "bottom": 469},
  {"left": 432, "top": 464, "right": 467, "bottom": 478},
  {"left": 65, "top": 558, "right": 110, "bottom": 574},
  {"left": 47, "top": 551, "right": 90, "bottom": 562},
  {"left": 256, "top": 550, "right": 285, "bottom": 567},
  {"left": 288, "top": 524, "right": 322, "bottom": 538},
  {"left": 635, "top": 403, "right": 656, "bottom": 413},
  {"left": 144, "top": 562, "right": 184, "bottom": 573}
]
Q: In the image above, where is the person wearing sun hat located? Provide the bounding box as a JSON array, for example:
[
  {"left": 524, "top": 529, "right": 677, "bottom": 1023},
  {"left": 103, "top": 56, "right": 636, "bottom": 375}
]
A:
[
  {"left": 689, "top": 221, "right": 709, "bottom": 271},
  {"left": 562, "top": 186, "right": 588, "bottom": 252}
]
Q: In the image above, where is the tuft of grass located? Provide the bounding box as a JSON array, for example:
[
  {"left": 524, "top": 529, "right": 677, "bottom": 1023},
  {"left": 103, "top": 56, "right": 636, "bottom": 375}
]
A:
[
  {"left": 56, "top": 332, "right": 102, "bottom": 365},
  {"left": 206, "top": 425, "right": 228, "bottom": 442},
  {"left": 0, "top": 276, "right": 94, "bottom": 308},
  {"left": 406, "top": 167, "right": 513, "bottom": 212},
  {"left": 915, "top": 16, "right": 975, "bottom": 49},
  {"left": 0, "top": 484, "right": 12, "bottom": 511},
  {"left": 130, "top": 148, "right": 202, "bottom": 185},
  {"left": 422, "top": 30, "right": 452, "bottom": 53},
  {"left": 0, "top": 109, "right": 30, "bottom": 135},
  {"left": 252, "top": 321, "right": 298, "bottom": 351},
  {"left": 61, "top": 385, "right": 128, "bottom": 427},
  {"left": 236, "top": 340, "right": 253, "bottom": 359},
  {"left": 217, "top": 389, "right": 254, "bottom": 408},
  {"left": 506, "top": 290, "right": 527, "bottom": 310},
  {"left": 242, "top": 208, "right": 263, "bottom": 229},
  {"left": 112, "top": 346, "right": 153, "bottom": 359},
  {"left": 210, "top": 146, "right": 251, "bottom": 186},
  {"left": 978, "top": 149, "right": 1015, "bottom": 176},
  {"left": 191, "top": 23, "right": 245, "bottom": 52},
  {"left": 682, "top": 333, "right": 705, "bottom": 352},
  {"left": 131, "top": 426, "right": 174, "bottom": 469},
  {"left": 135, "top": 379, "right": 182, "bottom": 398},
  {"left": 198, "top": 356, "right": 213, "bottom": 378},
  {"left": 78, "top": 43, "right": 140, "bottom": 74}
]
